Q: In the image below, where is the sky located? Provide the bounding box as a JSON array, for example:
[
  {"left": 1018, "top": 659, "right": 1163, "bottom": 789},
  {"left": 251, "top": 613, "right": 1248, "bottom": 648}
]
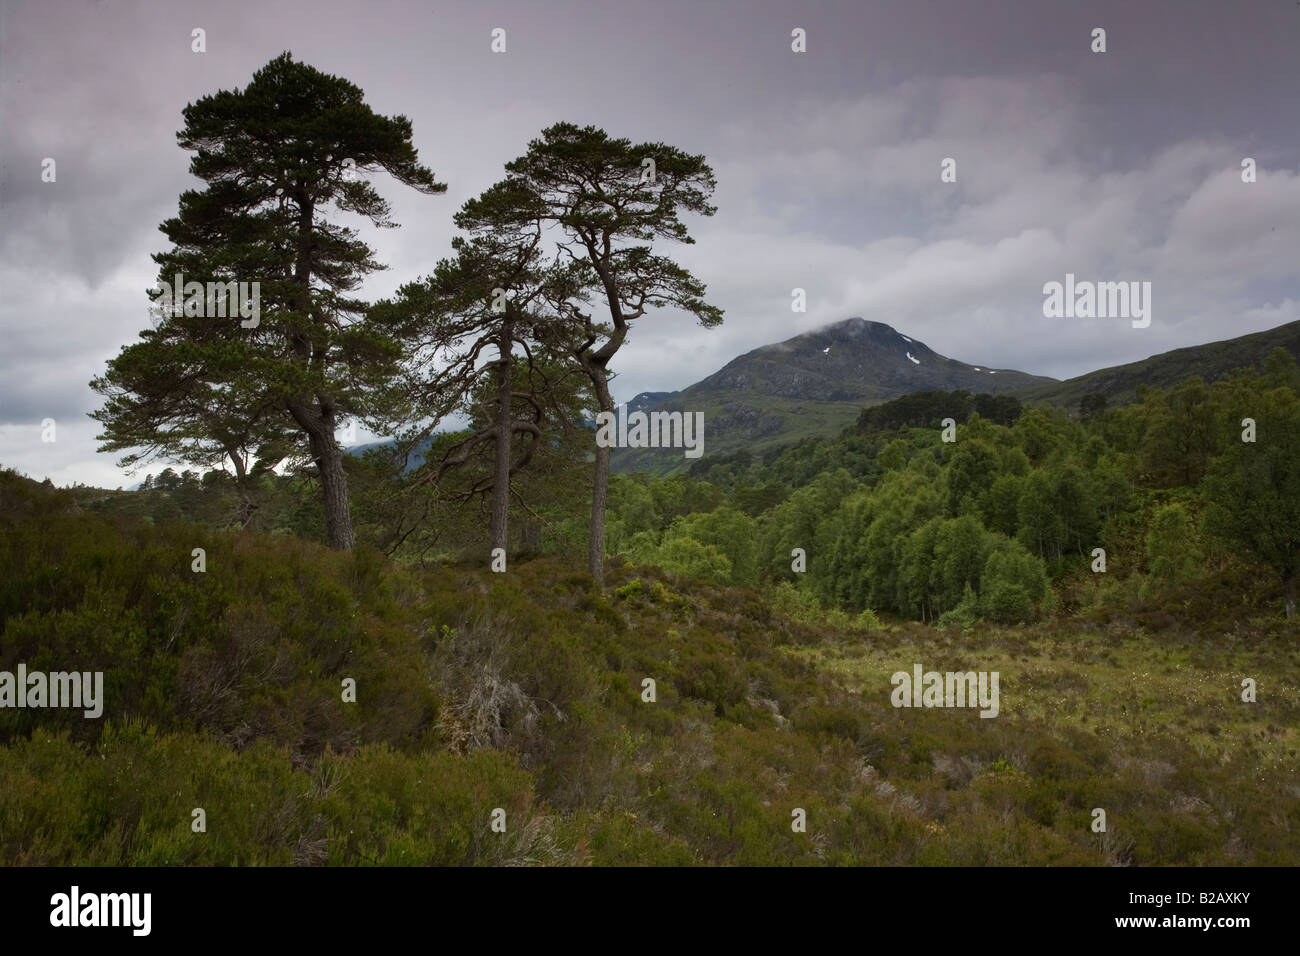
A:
[{"left": 1, "top": 0, "right": 1297, "bottom": 487}]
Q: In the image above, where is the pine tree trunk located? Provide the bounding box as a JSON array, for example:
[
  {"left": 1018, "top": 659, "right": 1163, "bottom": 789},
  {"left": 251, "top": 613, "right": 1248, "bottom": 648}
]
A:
[
  {"left": 489, "top": 317, "right": 514, "bottom": 558},
  {"left": 315, "top": 433, "right": 355, "bottom": 551},
  {"left": 228, "top": 451, "right": 257, "bottom": 530},
  {"left": 587, "top": 370, "right": 614, "bottom": 586},
  {"left": 589, "top": 444, "right": 610, "bottom": 585},
  {"left": 236, "top": 477, "right": 258, "bottom": 530},
  {"left": 289, "top": 401, "right": 355, "bottom": 551},
  {"left": 238, "top": 490, "right": 257, "bottom": 529},
  {"left": 285, "top": 198, "right": 354, "bottom": 550}
]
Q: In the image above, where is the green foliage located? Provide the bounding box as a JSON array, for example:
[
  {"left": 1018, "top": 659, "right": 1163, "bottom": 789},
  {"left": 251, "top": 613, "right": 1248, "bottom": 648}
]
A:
[
  {"left": 80, "top": 348, "right": 1298, "bottom": 627},
  {"left": 854, "top": 390, "right": 1023, "bottom": 433},
  {"left": 1263, "top": 346, "right": 1300, "bottom": 391},
  {"left": 945, "top": 439, "right": 1000, "bottom": 516},
  {"left": 1144, "top": 502, "right": 1203, "bottom": 587},
  {"left": 654, "top": 537, "right": 732, "bottom": 585},
  {"left": 877, "top": 439, "right": 909, "bottom": 472},
  {"left": 0, "top": 727, "right": 542, "bottom": 866},
  {"left": 980, "top": 542, "right": 1052, "bottom": 623},
  {"left": 758, "top": 468, "right": 861, "bottom": 586},
  {"left": 979, "top": 473, "right": 1024, "bottom": 537},
  {"left": 2, "top": 467, "right": 1298, "bottom": 866},
  {"left": 1079, "top": 392, "right": 1108, "bottom": 420},
  {"left": 1202, "top": 386, "right": 1300, "bottom": 615},
  {"left": 614, "top": 579, "right": 645, "bottom": 601},
  {"left": 90, "top": 52, "right": 448, "bottom": 550},
  {"left": 1012, "top": 408, "right": 1059, "bottom": 465},
  {"left": 1137, "top": 379, "right": 1219, "bottom": 487},
  {"left": 766, "top": 581, "right": 827, "bottom": 627},
  {"left": 853, "top": 608, "right": 883, "bottom": 631},
  {"left": 662, "top": 507, "right": 758, "bottom": 587}
]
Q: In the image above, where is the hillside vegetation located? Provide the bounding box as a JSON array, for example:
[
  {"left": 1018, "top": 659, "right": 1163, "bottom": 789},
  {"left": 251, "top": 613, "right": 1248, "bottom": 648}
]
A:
[
  {"left": 1, "top": 457, "right": 1297, "bottom": 865},
  {"left": 1013, "top": 319, "right": 1300, "bottom": 410}
]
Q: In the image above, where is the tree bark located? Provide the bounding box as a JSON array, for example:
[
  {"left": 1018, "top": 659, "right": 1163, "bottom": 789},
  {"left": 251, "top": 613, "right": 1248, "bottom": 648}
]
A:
[
  {"left": 313, "top": 429, "right": 355, "bottom": 551},
  {"left": 289, "top": 401, "right": 355, "bottom": 551},
  {"left": 285, "top": 195, "right": 354, "bottom": 551},
  {"left": 585, "top": 364, "right": 614, "bottom": 586},
  {"left": 227, "top": 450, "right": 258, "bottom": 530},
  {"left": 489, "top": 315, "right": 515, "bottom": 558},
  {"left": 570, "top": 247, "right": 630, "bottom": 589}
]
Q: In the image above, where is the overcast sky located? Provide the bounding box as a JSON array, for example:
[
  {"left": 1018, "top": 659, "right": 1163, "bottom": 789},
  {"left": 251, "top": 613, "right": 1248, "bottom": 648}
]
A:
[{"left": 2, "top": 0, "right": 1297, "bottom": 487}]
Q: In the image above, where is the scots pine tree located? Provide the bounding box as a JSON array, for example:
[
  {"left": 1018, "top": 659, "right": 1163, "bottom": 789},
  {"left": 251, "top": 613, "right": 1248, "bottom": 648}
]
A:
[
  {"left": 457, "top": 123, "right": 723, "bottom": 583},
  {"left": 91, "top": 52, "right": 445, "bottom": 549},
  {"left": 374, "top": 221, "right": 584, "bottom": 561}
]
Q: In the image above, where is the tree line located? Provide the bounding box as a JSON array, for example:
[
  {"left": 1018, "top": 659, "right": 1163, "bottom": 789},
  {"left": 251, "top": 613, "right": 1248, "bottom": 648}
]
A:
[{"left": 608, "top": 355, "right": 1300, "bottom": 620}]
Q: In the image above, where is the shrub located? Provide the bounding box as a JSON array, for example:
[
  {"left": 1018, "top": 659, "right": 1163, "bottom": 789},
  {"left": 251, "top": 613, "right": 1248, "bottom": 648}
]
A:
[
  {"left": 853, "top": 608, "right": 883, "bottom": 632},
  {"left": 656, "top": 537, "right": 733, "bottom": 585},
  {"left": 1144, "top": 502, "right": 1203, "bottom": 589},
  {"left": 614, "top": 579, "right": 645, "bottom": 601},
  {"left": 980, "top": 543, "right": 1050, "bottom": 623}
]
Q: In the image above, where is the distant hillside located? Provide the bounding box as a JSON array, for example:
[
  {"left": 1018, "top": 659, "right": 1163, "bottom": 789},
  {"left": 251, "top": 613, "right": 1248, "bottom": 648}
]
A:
[
  {"left": 1012, "top": 319, "right": 1300, "bottom": 410},
  {"left": 613, "top": 318, "right": 1055, "bottom": 474},
  {"left": 348, "top": 435, "right": 435, "bottom": 473},
  {"left": 626, "top": 391, "right": 676, "bottom": 414}
]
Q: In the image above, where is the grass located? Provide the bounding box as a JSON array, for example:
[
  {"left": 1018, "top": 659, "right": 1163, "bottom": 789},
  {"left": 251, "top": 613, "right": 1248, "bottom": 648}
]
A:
[{"left": 796, "top": 621, "right": 1300, "bottom": 771}]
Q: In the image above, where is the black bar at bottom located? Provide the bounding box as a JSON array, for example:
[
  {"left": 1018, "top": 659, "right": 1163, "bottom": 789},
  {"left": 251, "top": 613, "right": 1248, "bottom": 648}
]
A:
[{"left": 0, "top": 865, "right": 1283, "bottom": 943}]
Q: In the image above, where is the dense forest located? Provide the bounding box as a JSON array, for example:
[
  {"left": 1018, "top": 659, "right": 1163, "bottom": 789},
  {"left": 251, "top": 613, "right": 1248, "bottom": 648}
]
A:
[{"left": 616, "top": 356, "right": 1300, "bottom": 625}]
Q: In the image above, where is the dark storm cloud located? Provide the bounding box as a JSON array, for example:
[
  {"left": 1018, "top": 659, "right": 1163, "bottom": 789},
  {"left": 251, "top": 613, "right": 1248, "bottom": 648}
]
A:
[{"left": 1, "top": 0, "right": 1296, "bottom": 484}]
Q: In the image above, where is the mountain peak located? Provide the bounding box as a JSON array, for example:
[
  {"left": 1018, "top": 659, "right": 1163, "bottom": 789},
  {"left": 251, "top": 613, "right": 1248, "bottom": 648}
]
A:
[
  {"left": 811, "top": 316, "right": 890, "bottom": 334},
  {"left": 611, "top": 316, "right": 1055, "bottom": 473},
  {"left": 805, "top": 316, "right": 921, "bottom": 343},
  {"left": 819, "top": 316, "right": 871, "bottom": 330},
  {"left": 787, "top": 317, "right": 929, "bottom": 358},
  {"left": 707, "top": 317, "right": 1041, "bottom": 400}
]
